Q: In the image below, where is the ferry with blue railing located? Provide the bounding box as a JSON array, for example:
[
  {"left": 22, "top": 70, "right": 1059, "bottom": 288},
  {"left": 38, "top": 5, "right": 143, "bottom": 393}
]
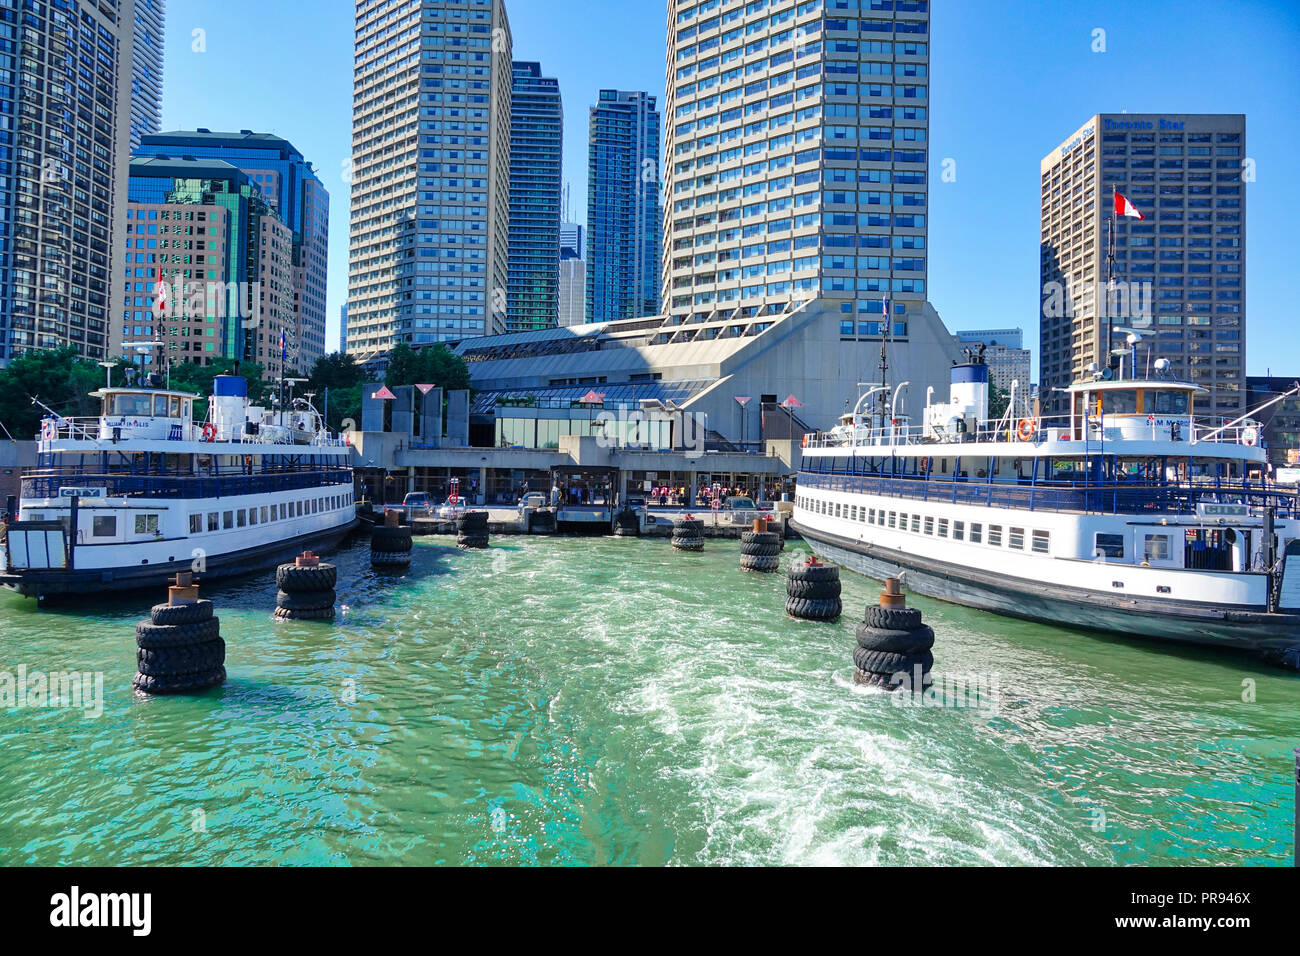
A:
[
  {"left": 791, "top": 353, "right": 1300, "bottom": 668},
  {"left": 0, "top": 374, "right": 356, "bottom": 599}
]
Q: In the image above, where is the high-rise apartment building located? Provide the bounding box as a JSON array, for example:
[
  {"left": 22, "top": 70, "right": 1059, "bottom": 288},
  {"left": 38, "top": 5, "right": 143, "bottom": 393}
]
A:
[
  {"left": 586, "top": 89, "right": 661, "bottom": 323},
  {"left": 135, "top": 130, "right": 331, "bottom": 373},
  {"left": 663, "top": 0, "right": 930, "bottom": 333},
  {"left": 507, "top": 61, "right": 562, "bottom": 333},
  {"left": 124, "top": 157, "right": 295, "bottom": 380},
  {"left": 1040, "top": 113, "right": 1246, "bottom": 416},
  {"left": 128, "top": 0, "right": 165, "bottom": 149},
  {"left": 0, "top": 0, "right": 150, "bottom": 367},
  {"left": 347, "top": 0, "right": 513, "bottom": 363}
]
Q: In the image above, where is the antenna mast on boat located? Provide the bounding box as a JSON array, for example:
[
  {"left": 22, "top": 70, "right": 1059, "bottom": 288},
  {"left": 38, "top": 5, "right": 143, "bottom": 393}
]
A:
[
  {"left": 877, "top": 296, "right": 891, "bottom": 430},
  {"left": 1103, "top": 183, "right": 1118, "bottom": 377}
]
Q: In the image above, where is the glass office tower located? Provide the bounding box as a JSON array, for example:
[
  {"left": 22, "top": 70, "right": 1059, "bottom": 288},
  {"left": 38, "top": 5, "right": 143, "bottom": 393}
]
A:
[
  {"left": 663, "top": 0, "right": 930, "bottom": 335},
  {"left": 347, "top": 0, "right": 513, "bottom": 363},
  {"left": 507, "top": 61, "right": 563, "bottom": 333},
  {"left": 135, "top": 130, "right": 330, "bottom": 372},
  {"left": 1040, "top": 113, "right": 1246, "bottom": 416},
  {"left": 586, "top": 89, "right": 662, "bottom": 323}
]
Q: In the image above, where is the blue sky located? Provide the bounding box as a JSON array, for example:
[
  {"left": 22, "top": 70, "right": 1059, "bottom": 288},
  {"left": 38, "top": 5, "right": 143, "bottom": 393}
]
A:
[{"left": 159, "top": 0, "right": 1300, "bottom": 375}]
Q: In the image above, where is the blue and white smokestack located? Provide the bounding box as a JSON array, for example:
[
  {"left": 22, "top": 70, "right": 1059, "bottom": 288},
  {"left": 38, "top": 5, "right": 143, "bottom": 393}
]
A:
[{"left": 950, "top": 362, "right": 990, "bottom": 425}]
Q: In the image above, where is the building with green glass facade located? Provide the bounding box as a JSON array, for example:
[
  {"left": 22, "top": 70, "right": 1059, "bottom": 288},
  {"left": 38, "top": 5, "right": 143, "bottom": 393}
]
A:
[
  {"left": 134, "top": 130, "right": 331, "bottom": 373},
  {"left": 125, "top": 157, "right": 294, "bottom": 378}
]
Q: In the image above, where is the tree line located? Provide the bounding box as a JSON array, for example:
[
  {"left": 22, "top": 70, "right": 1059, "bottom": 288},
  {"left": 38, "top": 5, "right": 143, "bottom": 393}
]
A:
[{"left": 0, "top": 343, "right": 469, "bottom": 440}]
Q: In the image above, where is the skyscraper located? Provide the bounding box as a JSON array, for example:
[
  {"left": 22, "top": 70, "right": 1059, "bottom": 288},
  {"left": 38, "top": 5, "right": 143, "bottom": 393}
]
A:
[
  {"left": 347, "top": 0, "right": 513, "bottom": 363},
  {"left": 128, "top": 0, "right": 166, "bottom": 149},
  {"left": 586, "top": 89, "right": 661, "bottom": 322},
  {"left": 1040, "top": 113, "right": 1246, "bottom": 416},
  {"left": 559, "top": 221, "right": 583, "bottom": 259},
  {"left": 953, "top": 328, "right": 1032, "bottom": 414},
  {"left": 0, "top": 0, "right": 150, "bottom": 367},
  {"left": 124, "top": 157, "right": 295, "bottom": 380},
  {"left": 135, "top": 130, "right": 331, "bottom": 373},
  {"left": 507, "top": 61, "right": 562, "bottom": 333},
  {"left": 557, "top": 259, "right": 586, "bottom": 327},
  {"left": 663, "top": 1, "right": 930, "bottom": 333},
  {"left": 557, "top": 219, "right": 585, "bottom": 326}
]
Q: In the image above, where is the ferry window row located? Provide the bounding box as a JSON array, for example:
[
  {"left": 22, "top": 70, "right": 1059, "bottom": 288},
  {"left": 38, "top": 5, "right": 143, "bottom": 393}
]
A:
[
  {"left": 797, "top": 495, "right": 1051, "bottom": 554},
  {"left": 186, "top": 491, "right": 353, "bottom": 534}
]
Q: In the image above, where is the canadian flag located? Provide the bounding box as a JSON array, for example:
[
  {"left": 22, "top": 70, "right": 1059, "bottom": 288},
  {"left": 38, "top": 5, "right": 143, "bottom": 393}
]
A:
[{"left": 1114, "top": 189, "right": 1145, "bottom": 220}]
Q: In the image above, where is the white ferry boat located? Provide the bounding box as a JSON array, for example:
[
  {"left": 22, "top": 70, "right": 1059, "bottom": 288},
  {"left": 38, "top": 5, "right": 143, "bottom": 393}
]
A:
[
  {"left": 791, "top": 357, "right": 1300, "bottom": 668},
  {"left": 0, "top": 374, "right": 356, "bottom": 599}
]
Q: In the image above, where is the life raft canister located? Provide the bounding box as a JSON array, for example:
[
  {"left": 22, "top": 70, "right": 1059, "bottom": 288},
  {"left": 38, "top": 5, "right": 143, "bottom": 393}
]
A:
[{"left": 1016, "top": 418, "right": 1037, "bottom": 442}]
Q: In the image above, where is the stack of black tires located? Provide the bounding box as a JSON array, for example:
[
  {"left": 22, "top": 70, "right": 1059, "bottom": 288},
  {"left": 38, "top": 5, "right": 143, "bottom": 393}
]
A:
[
  {"left": 854, "top": 605, "right": 933, "bottom": 689},
  {"left": 613, "top": 509, "right": 639, "bottom": 537},
  {"left": 671, "top": 517, "right": 703, "bottom": 551},
  {"left": 739, "top": 528, "right": 781, "bottom": 572},
  {"left": 275, "top": 562, "right": 337, "bottom": 620},
  {"left": 371, "top": 523, "right": 413, "bottom": 567},
  {"left": 133, "top": 600, "right": 226, "bottom": 694},
  {"left": 786, "top": 560, "right": 842, "bottom": 620},
  {"left": 457, "top": 510, "right": 489, "bottom": 548}
]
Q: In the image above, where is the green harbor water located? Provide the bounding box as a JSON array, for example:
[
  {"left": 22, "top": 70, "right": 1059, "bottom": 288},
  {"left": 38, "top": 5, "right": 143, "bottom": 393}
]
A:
[{"left": 0, "top": 534, "right": 1296, "bottom": 866}]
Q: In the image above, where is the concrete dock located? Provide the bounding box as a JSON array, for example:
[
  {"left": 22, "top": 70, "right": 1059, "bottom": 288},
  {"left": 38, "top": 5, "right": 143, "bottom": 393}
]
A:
[{"left": 407, "top": 507, "right": 794, "bottom": 539}]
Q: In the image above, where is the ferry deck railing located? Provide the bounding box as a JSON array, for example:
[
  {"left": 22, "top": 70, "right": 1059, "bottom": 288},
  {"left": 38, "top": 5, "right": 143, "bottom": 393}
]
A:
[
  {"left": 802, "top": 415, "right": 1263, "bottom": 449},
  {"left": 40, "top": 417, "right": 349, "bottom": 447},
  {"left": 20, "top": 470, "right": 354, "bottom": 501},
  {"left": 796, "top": 472, "right": 1300, "bottom": 518}
]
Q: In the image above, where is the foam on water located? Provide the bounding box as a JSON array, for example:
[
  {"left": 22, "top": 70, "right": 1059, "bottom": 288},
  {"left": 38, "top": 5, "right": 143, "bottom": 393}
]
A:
[{"left": 0, "top": 534, "right": 1296, "bottom": 865}]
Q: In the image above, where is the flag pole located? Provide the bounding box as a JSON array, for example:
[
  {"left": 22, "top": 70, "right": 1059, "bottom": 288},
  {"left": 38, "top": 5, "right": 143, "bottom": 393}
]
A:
[{"left": 1104, "top": 183, "right": 1116, "bottom": 373}]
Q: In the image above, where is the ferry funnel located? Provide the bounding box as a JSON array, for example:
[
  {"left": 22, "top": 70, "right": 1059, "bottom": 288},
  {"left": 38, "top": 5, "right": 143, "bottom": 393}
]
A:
[
  {"left": 950, "top": 362, "right": 989, "bottom": 425},
  {"left": 210, "top": 375, "right": 249, "bottom": 440}
]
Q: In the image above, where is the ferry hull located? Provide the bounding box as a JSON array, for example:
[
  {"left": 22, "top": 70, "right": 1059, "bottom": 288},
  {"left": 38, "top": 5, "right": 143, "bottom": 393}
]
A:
[
  {"left": 0, "top": 518, "right": 359, "bottom": 600},
  {"left": 793, "top": 519, "right": 1300, "bottom": 669}
]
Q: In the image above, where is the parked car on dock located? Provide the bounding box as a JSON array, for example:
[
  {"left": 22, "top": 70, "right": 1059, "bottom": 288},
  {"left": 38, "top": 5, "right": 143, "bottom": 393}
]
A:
[
  {"left": 517, "top": 492, "right": 548, "bottom": 519},
  {"left": 724, "top": 496, "right": 759, "bottom": 525},
  {"left": 402, "top": 492, "right": 432, "bottom": 518}
]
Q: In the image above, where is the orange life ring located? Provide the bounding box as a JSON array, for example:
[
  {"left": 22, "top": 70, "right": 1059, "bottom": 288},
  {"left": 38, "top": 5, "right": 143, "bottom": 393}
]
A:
[
  {"left": 801, "top": 434, "right": 808, "bottom": 448},
  {"left": 1016, "top": 418, "right": 1036, "bottom": 442},
  {"left": 202, "top": 423, "right": 217, "bottom": 442}
]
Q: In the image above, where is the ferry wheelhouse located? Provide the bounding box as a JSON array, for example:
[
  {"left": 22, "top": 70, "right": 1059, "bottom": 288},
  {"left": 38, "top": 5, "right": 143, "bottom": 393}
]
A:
[
  {"left": 0, "top": 374, "right": 356, "bottom": 599},
  {"left": 792, "top": 359, "right": 1300, "bottom": 668}
]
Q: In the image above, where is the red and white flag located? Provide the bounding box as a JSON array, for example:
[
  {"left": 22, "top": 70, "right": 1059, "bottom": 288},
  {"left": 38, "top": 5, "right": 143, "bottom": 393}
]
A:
[{"left": 1113, "top": 190, "right": 1145, "bottom": 220}]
